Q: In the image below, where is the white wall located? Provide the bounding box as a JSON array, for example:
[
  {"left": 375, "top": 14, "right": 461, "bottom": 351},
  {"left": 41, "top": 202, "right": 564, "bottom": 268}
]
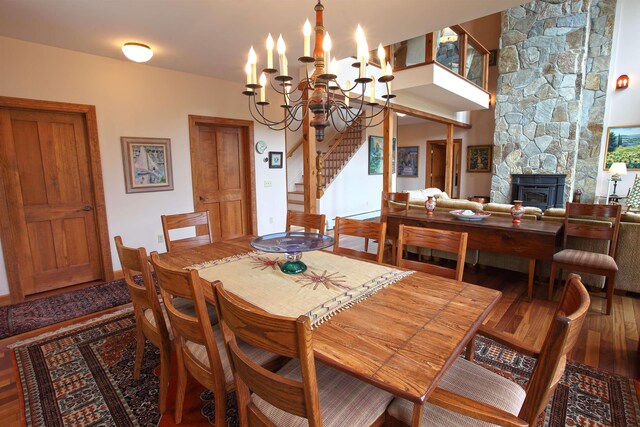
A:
[
  {"left": 596, "top": 0, "right": 640, "bottom": 197},
  {"left": 318, "top": 123, "right": 396, "bottom": 228},
  {"left": 0, "top": 36, "right": 288, "bottom": 296}
]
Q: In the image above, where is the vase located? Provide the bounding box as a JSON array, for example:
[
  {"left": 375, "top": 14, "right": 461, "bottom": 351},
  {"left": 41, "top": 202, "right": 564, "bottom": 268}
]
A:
[
  {"left": 425, "top": 196, "right": 436, "bottom": 216},
  {"left": 511, "top": 200, "right": 525, "bottom": 224}
]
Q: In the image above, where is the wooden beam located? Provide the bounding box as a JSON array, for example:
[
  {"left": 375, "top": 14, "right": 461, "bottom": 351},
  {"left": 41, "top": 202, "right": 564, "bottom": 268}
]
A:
[
  {"left": 302, "top": 94, "right": 317, "bottom": 213},
  {"left": 425, "top": 32, "right": 437, "bottom": 64},
  {"left": 383, "top": 112, "right": 394, "bottom": 193},
  {"left": 390, "top": 102, "right": 472, "bottom": 129},
  {"left": 444, "top": 124, "right": 454, "bottom": 196}
]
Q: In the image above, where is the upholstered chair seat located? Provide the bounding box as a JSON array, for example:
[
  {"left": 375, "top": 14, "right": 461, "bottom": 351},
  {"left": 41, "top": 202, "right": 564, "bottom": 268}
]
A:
[
  {"left": 387, "top": 357, "right": 526, "bottom": 426},
  {"left": 254, "top": 360, "right": 393, "bottom": 426},
  {"left": 553, "top": 249, "right": 618, "bottom": 271},
  {"left": 144, "top": 298, "right": 218, "bottom": 339},
  {"left": 184, "top": 326, "right": 278, "bottom": 383}
]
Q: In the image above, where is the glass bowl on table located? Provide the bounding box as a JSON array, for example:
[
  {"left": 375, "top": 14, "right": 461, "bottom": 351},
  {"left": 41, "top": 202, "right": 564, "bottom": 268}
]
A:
[{"left": 250, "top": 232, "right": 335, "bottom": 274}]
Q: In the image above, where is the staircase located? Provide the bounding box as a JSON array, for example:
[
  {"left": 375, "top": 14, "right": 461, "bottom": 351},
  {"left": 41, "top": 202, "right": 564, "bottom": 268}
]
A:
[{"left": 287, "top": 118, "right": 365, "bottom": 211}]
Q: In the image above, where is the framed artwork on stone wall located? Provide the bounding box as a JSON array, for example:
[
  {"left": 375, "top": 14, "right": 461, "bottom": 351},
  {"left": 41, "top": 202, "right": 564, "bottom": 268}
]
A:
[
  {"left": 467, "top": 145, "right": 492, "bottom": 173},
  {"left": 604, "top": 125, "right": 640, "bottom": 170}
]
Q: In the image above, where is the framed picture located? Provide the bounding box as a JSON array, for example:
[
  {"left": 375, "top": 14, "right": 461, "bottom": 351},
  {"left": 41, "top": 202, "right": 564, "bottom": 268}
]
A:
[
  {"left": 268, "top": 151, "right": 283, "bottom": 168},
  {"left": 604, "top": 125, "right": 640, "bottom": 170},
  {"left": 368, "top": 136, "right": 397, "bottom": 175},
  {"left": 467, "top": 145, "right": 492, "bottom": 173},
  {"left": 397, "top": 146, "right": 419, "bottom": 177},
  {"left": 121, "top": 137, "right": 173, "bottom": 193}
]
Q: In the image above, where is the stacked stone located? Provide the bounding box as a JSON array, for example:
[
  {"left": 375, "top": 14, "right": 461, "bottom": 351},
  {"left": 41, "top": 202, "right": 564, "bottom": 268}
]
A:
[{"left": 490, "top": 0, "right": 616, "bottom": 203}]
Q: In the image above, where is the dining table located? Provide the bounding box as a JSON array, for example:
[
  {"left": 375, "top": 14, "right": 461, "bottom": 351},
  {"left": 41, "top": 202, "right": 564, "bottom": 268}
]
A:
[{"left": 157, "top": 235, "right": 502, "bottom": 424}]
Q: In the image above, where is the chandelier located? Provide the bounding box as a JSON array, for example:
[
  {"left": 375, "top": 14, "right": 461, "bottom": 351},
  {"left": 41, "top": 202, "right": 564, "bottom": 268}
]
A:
[{"left": 242, "top": 0, "right": 395, "bottom": 142}]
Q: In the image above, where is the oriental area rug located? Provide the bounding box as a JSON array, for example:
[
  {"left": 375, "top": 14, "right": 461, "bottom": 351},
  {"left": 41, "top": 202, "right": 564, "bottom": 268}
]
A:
[
  {"left": 11, "top": 309, "right": 640, "bottom": 427},
  {"left": 0, "top": 278, "right": 133, "bottom": 339}
]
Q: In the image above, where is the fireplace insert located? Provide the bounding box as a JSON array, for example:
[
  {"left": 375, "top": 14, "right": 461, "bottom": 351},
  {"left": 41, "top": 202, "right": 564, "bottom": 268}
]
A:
[{"left": 512, "top": 174, "right": 566, "bottom": 210}]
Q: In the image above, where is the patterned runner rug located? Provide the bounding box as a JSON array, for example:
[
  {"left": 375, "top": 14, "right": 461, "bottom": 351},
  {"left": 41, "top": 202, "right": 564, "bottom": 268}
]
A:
[
  {"left": 0, "top": 278, "right": 132, "bottom": 339},
  {"left": 11, "top": 310, "right": 640, "bottom": 426}
]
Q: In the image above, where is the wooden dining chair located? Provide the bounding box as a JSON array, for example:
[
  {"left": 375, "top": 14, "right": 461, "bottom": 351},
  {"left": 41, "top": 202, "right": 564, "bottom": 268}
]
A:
[
  {"left": 213, "top": 282, "right": 394, "bottom": 426},
  {"left": 286, "top": 210, "right": 326, "bottom": 234},
  {"left": 365, "top": 192, "right": 410, "bottom": 262},
  {"left": 161, "top": 211, "right": 214, "bottom": 252},
  {"left": 334, "top": 217, "right": 387, "bottom": 263},
  {"left": 114, "top": 236, "right": 172, "bottom": 413},
  {"left": 396, "top": 225, "right": 468, "bottom": 281},
  {"left": 547, "top": 202, "right": 621, "bottom": 315},
  {"left": 387, "top": 274, "right": 590, "bottom": 427},
  {"left": 149, "top": 252, "right": 279, "bottom": 425}
]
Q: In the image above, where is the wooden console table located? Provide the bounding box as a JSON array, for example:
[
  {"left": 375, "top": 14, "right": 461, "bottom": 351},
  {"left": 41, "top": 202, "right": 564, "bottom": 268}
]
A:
[{"left": 386, "top": 210, "right": 564, "bottom": 300}]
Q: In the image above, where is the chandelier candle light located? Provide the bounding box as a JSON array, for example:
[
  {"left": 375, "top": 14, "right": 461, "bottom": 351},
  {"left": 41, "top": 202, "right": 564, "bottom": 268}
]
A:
[{"left": 243, "top": 0, "right": 395, "bottom": 142}]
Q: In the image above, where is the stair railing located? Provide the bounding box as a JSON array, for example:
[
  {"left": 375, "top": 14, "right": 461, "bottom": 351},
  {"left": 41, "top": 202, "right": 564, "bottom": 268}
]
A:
[{"left": 315, "top": 116, "right": 363, "bottom": 197}]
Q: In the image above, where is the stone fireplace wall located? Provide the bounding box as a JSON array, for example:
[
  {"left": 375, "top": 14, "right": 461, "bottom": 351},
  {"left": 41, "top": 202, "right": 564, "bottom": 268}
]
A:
[{"left": 491, "top": 0, "right": 617, "bottom": 204}]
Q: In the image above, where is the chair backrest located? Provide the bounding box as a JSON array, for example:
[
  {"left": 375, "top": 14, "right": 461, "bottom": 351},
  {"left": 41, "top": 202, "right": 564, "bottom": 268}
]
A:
[
  {"left": 114, "top": 236, "right": 170, "bottom": 345},
  {"left": 563, "top": 202, "right": 621, "bottom": 257},
  {"left": 149, "top": 252, "right": 226, "bottom": 391},
  {"left": 381, "top": 192, "right": 409, "bottom": 213},
  {"left": 214, "top": 282, "right": 322, "bottom": 426},
  {"left": 161, "top": 211, "right": 214, "bottom": 252},
  {"left": 518, "top": 274, "right": 590, "bottom": 423},
  {"left": 396, "top": 225, "right": 468, "bottom": 281},
  {"left": 333, "top": 217, "right": 387, "bottom": 263},
  {"left": 286, "top": 210, "right": 326, "bottom": 234}
]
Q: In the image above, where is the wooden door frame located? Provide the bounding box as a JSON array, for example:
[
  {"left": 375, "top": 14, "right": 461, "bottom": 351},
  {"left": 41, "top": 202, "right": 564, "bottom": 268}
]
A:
[
  {"left": 188, "top": 115, "right": 258, "bottom": 236},
  {"left": 425, "top": 139, "right": 462, "bottom": 198},
  {"left": 0, "top": 96, "right": 113, "bottom": 303}
]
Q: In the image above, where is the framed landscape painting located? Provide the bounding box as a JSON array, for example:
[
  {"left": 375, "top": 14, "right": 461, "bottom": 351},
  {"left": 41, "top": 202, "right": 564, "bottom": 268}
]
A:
[
  {"left": 397, "top": 146, "right": 419, "bottom": 177},
  {"left": 368, "top": 136, "right": 397, "bottom": 175},
  {"left": 121, "top": 137, "right": 173, "bottom": 193},
  {"left": 467, "top": 145, "right": 492, "bottom": 173},
  {"left": 604, "top": 125, "right": 640, "bottom": 170}
]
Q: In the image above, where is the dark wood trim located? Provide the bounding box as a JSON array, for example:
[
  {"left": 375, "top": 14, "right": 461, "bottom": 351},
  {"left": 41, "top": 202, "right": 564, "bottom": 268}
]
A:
[
  {"left": 187, "top": 115, "right": 258, "bottom": 236},
  {"left": 383, "top": 113, "right": 393, "bottom": 193},
  {"left": 0, "top": 294, "right": 10, "bottom": 307},
  {"left": 0, "top": 96, "right": 113, "bottom": 303},
  {"left": 390, "top": 100, "right": 471, "bottom": 129}
]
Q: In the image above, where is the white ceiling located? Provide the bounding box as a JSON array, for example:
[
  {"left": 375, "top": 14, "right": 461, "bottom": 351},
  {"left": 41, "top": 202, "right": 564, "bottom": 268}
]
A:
[{"left": 0, "top": 0, "right": 525, "bottom": 84}]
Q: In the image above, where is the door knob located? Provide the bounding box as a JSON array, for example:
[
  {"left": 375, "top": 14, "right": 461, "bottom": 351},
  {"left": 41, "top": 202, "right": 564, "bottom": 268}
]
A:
[{"left": 83, "top": 205, "right": 93, "bottom": 211}]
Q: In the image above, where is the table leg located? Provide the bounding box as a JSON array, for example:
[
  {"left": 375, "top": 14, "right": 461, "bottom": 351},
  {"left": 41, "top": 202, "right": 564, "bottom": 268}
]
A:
[
  {"left": 527, "top": 258, "right": 536, "bottom": 302},
  {"left": 411, "top": 402, "right": 424, "bottom": 427}
]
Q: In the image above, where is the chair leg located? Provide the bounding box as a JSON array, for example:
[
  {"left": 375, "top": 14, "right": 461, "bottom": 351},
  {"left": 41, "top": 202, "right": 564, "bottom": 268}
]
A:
[
  {"left": 364, "top": 237, "right": 369, "bottom": 252},
  {"left": 214, "top": 387, "right": 227, "bottom": 427},
  {"left": 547, "top": 263, "right": 558, "bottom": 301},
  {"left": 605, "top": 272, "right": 616, "bottom": 315},
  {"left": 158, "top": 345, "right": 171, "bottom": 414},
  {"left": 465, "top": 336, "right": 476, "bottom": 361},
  {"left": 133, "top": 325, "right": 145, "bottom": 381},
  {"left": 391, "top": 239, "right": 397, "bottom": 265},
  {"left": 174, "top": 349, "right": 187, "bottom": 424}
]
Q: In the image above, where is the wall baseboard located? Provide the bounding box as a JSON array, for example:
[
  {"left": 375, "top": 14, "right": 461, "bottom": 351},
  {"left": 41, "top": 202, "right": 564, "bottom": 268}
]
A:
[{"left": 0, "top": 294, "right": 11, "bottom": 307}]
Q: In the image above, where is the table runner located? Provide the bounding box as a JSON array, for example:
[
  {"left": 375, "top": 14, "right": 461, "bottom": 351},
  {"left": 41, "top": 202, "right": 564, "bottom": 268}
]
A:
[{"left": 188, "top": 250, "right": 413, "bottom": 326}]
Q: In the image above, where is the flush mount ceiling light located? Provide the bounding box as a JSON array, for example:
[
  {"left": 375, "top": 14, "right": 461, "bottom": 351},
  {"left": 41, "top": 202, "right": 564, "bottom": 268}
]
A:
[{"left": 122, "top": 42, "right": 153, "bottom": 63}]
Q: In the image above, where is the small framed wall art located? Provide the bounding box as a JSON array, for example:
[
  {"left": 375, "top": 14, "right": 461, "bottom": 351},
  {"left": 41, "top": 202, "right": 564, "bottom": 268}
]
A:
[
  {"left": 268, "top": 151, "right": 283, "bottom": 168},
  {"left": 121, "top": 137, "right": 174, "bottom": 193},
  {"left": 397, "top": 146, "right": 419, "bottom": 177},
  {"left": 467, "top": 145, "right": 492, "bottom": 173}
]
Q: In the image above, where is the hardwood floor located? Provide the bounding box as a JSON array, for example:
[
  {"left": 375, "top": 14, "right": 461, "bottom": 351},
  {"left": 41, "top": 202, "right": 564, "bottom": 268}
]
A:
[{"left": 0, "top": 235, "right": 637, "bottom": 424}]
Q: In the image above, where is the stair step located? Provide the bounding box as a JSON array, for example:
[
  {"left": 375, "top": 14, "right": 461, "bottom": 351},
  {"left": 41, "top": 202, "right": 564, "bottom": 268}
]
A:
[
  {"left": 288, "top": 199, "right": 304, "bottom": 205},
  {"left": 288, "top": 191, "right": 304, "bottom": 195}
]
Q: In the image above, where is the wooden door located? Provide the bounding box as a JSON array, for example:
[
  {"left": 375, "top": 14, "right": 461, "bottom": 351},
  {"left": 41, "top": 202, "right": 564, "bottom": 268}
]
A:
[
  {"left": 428, "top": 143, "right": 446, "bottom": 190},
  {"left": 190, "top": 117, "right": 255, "bottom": 241},
  {"left": 0, "top": 108, "right": 104, "bottom": 295},
  {"left": 426, "top": 139, "right": 462, "bottom": 198}
]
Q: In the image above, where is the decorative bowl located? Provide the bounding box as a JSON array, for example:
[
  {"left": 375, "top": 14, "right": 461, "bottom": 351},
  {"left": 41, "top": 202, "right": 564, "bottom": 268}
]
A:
[{"left": 449, "top": 210, "right": 491, "bottom": 221}]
